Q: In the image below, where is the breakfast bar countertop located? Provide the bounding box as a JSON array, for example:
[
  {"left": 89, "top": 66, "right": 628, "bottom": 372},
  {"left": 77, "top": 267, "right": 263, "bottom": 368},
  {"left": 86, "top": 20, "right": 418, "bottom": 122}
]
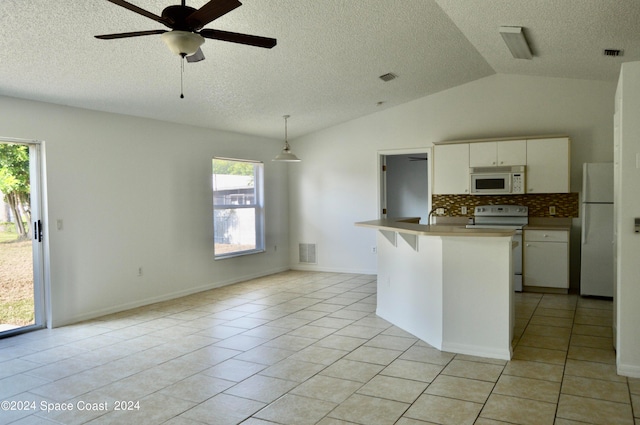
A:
[{"left": 355, "top": 218, "right": 516, "bottom": 237}]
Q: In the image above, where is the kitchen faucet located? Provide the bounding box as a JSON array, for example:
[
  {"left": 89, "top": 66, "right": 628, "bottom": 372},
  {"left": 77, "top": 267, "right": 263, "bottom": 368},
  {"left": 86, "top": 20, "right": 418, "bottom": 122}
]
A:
[{"left": 428, "top": 207, "right": 447, "bottom": 225}]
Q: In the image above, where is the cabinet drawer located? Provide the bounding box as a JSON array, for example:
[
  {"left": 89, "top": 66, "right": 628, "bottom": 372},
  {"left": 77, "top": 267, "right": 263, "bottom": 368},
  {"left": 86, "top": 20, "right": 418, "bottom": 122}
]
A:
[{"left": 525, "top": 229, "right": 568, "bottom": 243}]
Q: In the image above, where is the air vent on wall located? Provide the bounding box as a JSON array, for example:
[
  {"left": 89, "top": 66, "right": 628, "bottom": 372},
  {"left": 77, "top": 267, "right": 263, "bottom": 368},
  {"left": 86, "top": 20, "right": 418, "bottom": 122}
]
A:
[
  {"left": 604, "top": 49, "right": 623, "bottom": 57},
  {"left": 299, "top": 243, "right": 317, "bottom": 264},
  {"left": 379, "top": 73, "right": 398, "bottom": 82}
]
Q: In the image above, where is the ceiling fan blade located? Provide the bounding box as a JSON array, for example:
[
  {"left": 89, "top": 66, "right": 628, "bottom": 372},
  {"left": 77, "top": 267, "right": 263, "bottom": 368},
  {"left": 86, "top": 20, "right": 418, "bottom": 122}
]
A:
[
  {"left": 187, "top": 0, "right": 242, "bottom": 30},
  {"left": 95, "top": 29, "right": 167, "bottom": 40},
  {"left": 105, "top": 0, "right": 168, "bottom": 25},
  {"left": 186, "top": 48, "right": 206, "bottom": 63},
  {"left": 200, "top": 29, "right": 277, "bottom": 48}
]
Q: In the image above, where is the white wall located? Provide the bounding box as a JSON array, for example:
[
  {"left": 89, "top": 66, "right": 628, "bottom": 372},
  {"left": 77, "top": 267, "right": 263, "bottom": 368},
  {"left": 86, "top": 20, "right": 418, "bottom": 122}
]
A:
[
  {"left": 289, "top": 73, "right": 616, "bottom": 275},
  {"left": 614, "top": 62, "right": 640, "bottom": 377},
  {"left": 0, "top": 95, "right": 291, "bottom": 327}
]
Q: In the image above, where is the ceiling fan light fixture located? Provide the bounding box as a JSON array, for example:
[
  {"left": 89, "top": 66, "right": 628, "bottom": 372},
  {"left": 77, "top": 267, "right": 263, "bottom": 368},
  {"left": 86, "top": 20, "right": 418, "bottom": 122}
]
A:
[
  {"left": 499, "top": 26, "right": 533, "bottom": 60},
  {"left": 273, "top": 115, "right": 301, "bottom": 162},
  {"left": 161, "top": 30, "right": 205, "bottom": 56}
]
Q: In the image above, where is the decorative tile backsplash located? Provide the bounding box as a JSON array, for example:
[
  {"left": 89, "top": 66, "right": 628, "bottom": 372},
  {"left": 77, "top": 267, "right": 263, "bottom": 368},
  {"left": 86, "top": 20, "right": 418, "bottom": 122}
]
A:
[{"left": 432, "top": 193, "right": 580, "bottom": 218}]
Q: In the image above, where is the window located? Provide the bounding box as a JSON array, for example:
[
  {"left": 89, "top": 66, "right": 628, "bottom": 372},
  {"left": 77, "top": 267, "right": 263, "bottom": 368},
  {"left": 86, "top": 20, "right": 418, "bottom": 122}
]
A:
[{"left": 212, "top": 157, "right": 265, "bottom": 258}]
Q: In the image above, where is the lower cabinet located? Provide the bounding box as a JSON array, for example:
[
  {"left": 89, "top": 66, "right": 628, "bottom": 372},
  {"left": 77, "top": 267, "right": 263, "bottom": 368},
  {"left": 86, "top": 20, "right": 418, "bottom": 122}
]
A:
[{"left": 524, "top": 229, "right": 569, "bottom": 290}]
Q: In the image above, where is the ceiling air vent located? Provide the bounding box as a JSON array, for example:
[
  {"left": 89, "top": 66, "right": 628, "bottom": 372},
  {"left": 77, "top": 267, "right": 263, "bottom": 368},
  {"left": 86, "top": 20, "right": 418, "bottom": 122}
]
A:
[
  {"left": 603, "top": 49, "right": 623, "bottom": 57},
  {"left": 379, "top": 72, "right": 398, "bottom": 82}
]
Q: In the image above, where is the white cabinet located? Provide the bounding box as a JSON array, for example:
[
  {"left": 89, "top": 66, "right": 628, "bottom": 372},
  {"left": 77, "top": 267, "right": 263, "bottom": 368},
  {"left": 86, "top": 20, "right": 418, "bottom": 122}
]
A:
[
  {"left": 433, "top": 144, "right": 469, "bottom": 194},
  {"left": 435, "top": 136, "right": 570, "bottom": 195},
  {"left": 526, "top": 137, "right": 570, "bottom": 193},
  {"left": 524, "top": 229, "right": 569, "bottom": 289},
  {"left": 469, "top": 140, "right": 526, "bottom": 167}
]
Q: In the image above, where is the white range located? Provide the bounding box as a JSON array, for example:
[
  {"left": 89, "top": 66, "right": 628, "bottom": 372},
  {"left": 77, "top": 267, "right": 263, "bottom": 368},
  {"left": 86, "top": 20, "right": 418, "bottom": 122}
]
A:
[{"left": 467, "top": 205, "right": 529, "bottom": 291}]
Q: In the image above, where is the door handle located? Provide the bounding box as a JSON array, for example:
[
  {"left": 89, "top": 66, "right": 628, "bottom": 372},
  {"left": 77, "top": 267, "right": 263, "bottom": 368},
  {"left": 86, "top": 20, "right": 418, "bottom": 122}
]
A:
[
  {"left": 582, "top": 204, "right": 588, "bottom": 245},
  {"left": 35, "top": 219, "right": 42, "bottom": 242}
]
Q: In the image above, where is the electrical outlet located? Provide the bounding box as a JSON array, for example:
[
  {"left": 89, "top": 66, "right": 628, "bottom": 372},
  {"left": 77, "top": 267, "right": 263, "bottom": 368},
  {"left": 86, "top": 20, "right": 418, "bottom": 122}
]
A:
[
  {"left": 371, "top": 246, "right": 377, "bottom": 254},
  {"left": 461, "top": 206, "right": 467, "bottom": 215},
  {"left": 549, "top": 206, "right": 556, "bottom": 216},
  {"left": 436, "top": 208, "right": 445, "bottom": 215},
  {"left": 137, "top": 267, "right": 143, "bottom": 277}
]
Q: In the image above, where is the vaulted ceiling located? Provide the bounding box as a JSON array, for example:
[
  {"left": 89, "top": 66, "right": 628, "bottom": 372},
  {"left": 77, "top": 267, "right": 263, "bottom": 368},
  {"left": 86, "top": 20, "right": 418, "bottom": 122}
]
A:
[{"left": 0, "top": 1, "right": 638, "bottom": 139}]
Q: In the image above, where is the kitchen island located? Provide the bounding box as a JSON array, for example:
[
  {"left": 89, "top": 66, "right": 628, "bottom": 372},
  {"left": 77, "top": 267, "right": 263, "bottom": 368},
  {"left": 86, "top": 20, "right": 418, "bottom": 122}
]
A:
[{"left": 356, "top": 218, "right": 516, "bottom": 360}]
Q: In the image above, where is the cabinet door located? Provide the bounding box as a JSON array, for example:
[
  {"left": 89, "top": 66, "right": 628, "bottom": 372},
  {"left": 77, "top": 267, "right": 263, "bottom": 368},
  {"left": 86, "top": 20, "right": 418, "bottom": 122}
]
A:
[
  {"left": 526, "top": 138, "right": 570, "bottom": 193},
  {"left": 433, "top": 144, "right": 470, "bottom": 194},
  {"left": 469, "top": 142, "right": 497, "bottom": 167},
  {"left": 497, "top": 140, "right": 526, "bottom": 166},
  {"left": 524, "top": 241, "right": 569, "bottom": 288},
  {"left": 470, "top": 140, "right": 527, "bottom": 167}
]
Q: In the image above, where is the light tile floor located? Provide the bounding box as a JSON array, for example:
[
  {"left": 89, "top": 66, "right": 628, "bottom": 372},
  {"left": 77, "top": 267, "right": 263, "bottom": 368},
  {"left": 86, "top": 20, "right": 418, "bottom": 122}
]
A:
[{"left": 0, "top": 271, "right": 637, "bottom": 425}]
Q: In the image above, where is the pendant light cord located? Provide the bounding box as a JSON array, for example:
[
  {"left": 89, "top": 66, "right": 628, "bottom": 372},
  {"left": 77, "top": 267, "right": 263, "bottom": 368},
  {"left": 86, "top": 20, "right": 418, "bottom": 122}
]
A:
[
  {"left": 284, "top": 116, "right": 288, "bottom": 145},
  {"left": 283, "top": 114, "right": 290, "bottom": 149}
]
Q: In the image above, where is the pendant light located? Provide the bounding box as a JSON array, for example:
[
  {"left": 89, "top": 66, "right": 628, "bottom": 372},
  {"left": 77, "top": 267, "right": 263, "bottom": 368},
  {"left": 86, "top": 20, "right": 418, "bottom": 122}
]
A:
[{"left": 273, "top": 115, "right": 301, "bottom": 162}]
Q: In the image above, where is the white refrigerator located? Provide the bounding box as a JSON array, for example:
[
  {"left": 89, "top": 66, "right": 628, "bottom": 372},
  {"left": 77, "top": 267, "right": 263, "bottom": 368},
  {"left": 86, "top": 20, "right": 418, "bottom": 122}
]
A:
[{"left": 580, "top": 162, "right": 614, "bottom": 297}]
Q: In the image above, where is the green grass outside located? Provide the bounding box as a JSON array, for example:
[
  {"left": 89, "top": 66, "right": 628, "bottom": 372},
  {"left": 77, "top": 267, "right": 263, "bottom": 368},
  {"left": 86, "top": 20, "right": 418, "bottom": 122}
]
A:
[
  {"left": 0, "top": 231, "right": 18, "bottom": 243},
  {"left": 0, "top": 235, "right": 35, "bottom": 327},
  {"left": 0, "top": 298, "right": 34, "bottom": 326}
]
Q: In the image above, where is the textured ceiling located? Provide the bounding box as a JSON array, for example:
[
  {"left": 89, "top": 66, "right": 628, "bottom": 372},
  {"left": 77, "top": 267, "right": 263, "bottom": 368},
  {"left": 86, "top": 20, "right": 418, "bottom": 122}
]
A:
[{"left": 0, "top": 0, "right": 638, "bottom": 139}]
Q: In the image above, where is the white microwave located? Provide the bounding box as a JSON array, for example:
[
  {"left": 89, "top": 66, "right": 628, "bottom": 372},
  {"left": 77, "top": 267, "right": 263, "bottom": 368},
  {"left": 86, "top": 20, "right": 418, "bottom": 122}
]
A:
[{"left": 469, "top": 166, "right": 526, "bottom": 195}]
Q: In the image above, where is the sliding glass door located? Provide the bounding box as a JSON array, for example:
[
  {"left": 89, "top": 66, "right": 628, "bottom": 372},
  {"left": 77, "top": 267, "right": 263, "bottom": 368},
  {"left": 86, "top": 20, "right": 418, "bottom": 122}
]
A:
[{"left": 0, "top": 139, "right": 45, "bottom": 336}]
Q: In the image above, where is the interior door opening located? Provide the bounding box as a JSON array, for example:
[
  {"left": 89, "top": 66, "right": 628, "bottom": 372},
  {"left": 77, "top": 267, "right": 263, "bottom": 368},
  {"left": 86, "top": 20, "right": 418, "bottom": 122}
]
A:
[
  {"left": 0, "top": 139, "right": 46, "bottom": 337},
  {"left": 379, "top": 149, "right": 431, "bottom": 224}
]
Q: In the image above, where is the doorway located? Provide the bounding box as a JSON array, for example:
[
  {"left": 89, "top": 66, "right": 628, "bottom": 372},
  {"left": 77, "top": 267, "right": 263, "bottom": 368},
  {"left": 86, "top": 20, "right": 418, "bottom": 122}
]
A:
[
  {"left": 0, "top": 139, "right": 46, "bottom": 336},
  {"left": 379, "top": 149, "right": 431, "bottom": 224}
]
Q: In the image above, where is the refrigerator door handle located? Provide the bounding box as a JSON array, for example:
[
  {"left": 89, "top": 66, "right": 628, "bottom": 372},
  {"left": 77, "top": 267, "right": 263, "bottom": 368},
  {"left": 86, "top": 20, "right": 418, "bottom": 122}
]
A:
[{"left": 582, "top": 204, "right": 588, "bottom": 245}]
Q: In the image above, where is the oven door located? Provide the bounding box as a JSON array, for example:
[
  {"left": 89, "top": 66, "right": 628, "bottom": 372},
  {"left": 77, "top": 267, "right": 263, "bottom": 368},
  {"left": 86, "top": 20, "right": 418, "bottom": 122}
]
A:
[{"left": 470, "top": 173, "right": 511, "bottom": 195}]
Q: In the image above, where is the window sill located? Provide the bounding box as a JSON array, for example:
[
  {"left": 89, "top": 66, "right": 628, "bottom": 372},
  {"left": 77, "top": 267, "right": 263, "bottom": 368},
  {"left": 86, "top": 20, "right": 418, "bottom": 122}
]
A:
[{"left": 214, "top": 248, "right": 266, "bottom": 260}]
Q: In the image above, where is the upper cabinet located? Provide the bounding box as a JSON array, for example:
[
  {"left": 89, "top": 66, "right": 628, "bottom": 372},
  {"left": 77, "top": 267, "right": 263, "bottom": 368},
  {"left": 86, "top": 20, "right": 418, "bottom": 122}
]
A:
[
  {"left": 433, "top": 136, "right": 570, "bottom": 195},
  {"left": 469, "top": 140, "right": 526, "bottom": 167},
  {"left": 526, "top": 137, "right": 570, "bottom": 193},
  {"left": 433, "top": 144, "right": 469, "bottom": 195}
]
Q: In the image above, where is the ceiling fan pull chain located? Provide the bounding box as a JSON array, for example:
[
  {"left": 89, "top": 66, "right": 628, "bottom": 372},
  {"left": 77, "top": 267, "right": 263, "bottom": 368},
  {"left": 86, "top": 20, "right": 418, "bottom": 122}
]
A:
[{"left": 180, "top": 56, "right": 185, "bottom": 99}]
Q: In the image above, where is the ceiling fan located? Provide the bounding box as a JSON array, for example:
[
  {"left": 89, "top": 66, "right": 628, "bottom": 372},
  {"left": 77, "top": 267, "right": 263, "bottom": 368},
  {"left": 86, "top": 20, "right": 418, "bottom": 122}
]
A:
[{"left": 95, "top": 0, "right": 277, "bottom": 64}]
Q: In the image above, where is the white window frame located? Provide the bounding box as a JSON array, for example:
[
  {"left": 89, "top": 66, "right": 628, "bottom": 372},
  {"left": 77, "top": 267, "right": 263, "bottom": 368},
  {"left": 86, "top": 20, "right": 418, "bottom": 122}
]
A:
[{"left": 212, "top": 157, "right": 265, "bottom": 259}]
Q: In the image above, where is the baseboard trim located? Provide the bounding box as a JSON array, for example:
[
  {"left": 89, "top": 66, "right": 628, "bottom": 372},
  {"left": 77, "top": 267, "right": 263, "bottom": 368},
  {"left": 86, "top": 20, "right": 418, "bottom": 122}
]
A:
[
  {"left": 50, "top": 266, "right": 290, "bottom": 327},
  {"left": 617, "top": 362, "right": 640, "bottom": 378},
  {"left": 442, "top": 341, "right": 512, "bottom": 361}
]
